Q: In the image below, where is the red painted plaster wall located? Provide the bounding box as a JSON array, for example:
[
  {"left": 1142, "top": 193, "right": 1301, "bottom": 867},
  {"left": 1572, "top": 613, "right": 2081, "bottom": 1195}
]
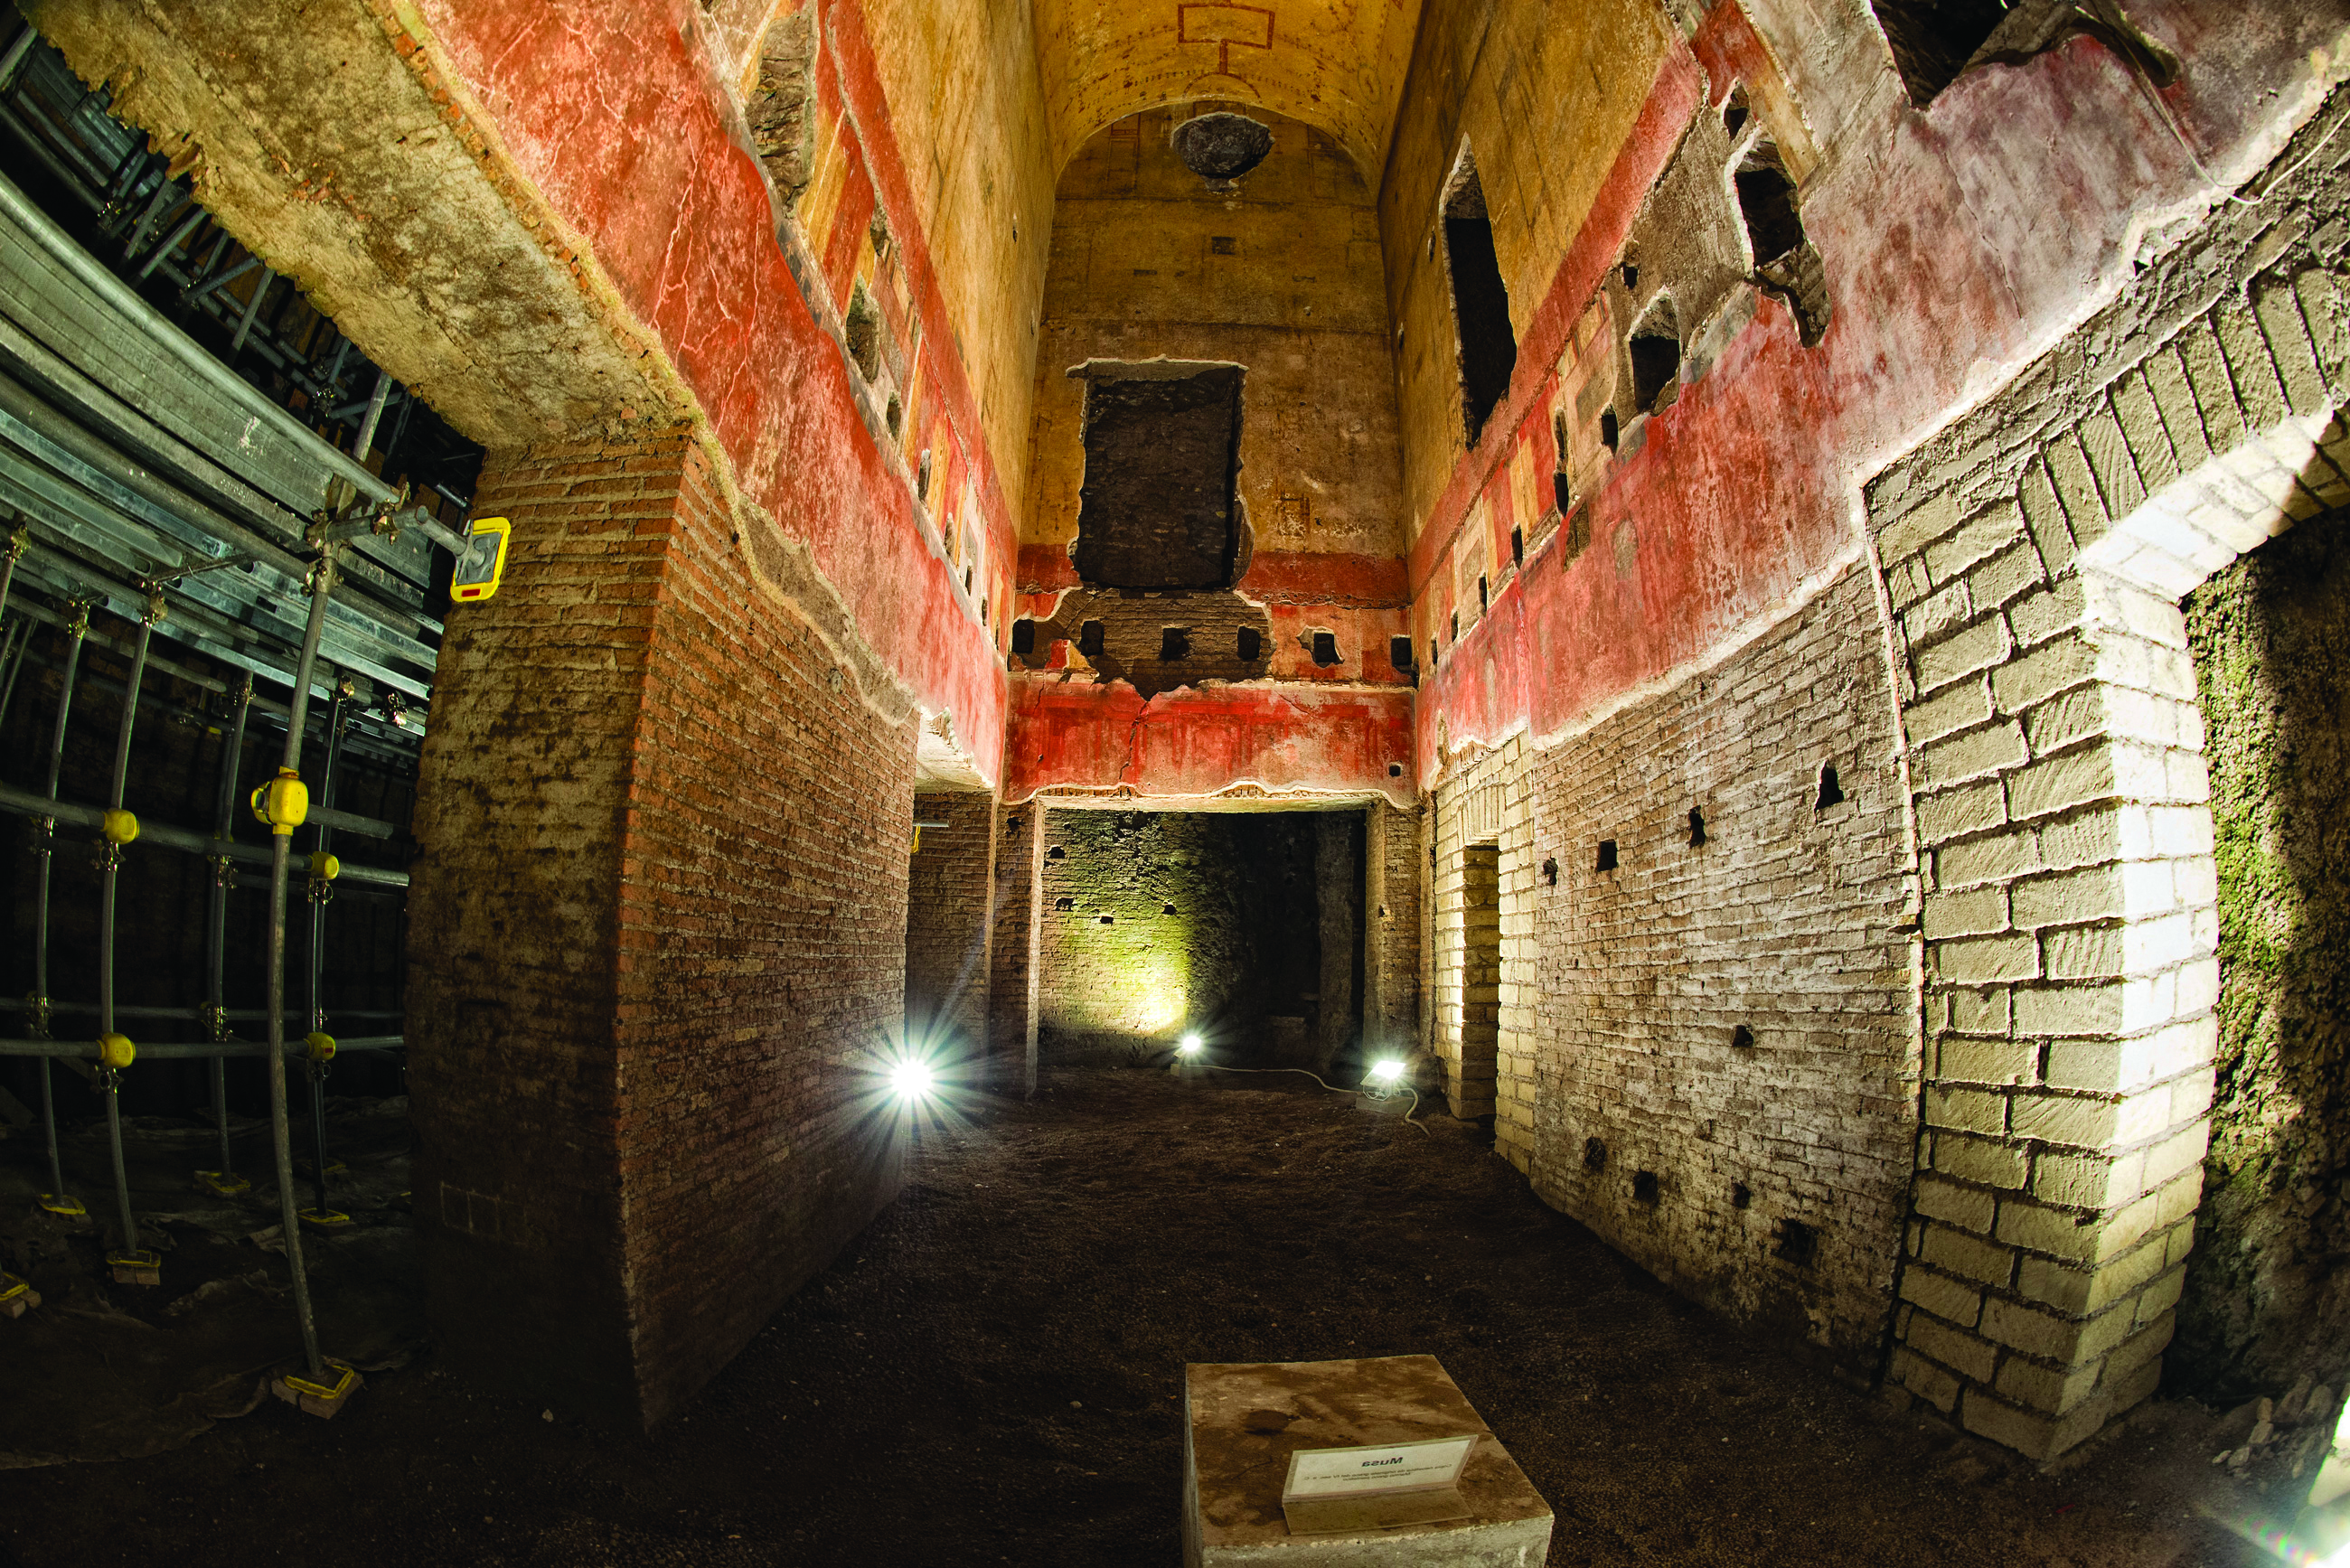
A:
[
  {"left": 1405, "top": 0, "right": 2347, "bottom": 779},
  {"left": 416, "top": 0, "right": 1012, "bottom": 787}
]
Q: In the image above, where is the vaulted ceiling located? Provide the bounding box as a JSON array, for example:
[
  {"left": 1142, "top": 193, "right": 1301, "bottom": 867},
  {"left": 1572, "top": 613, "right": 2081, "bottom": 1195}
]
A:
[{"left": 1031, "top": 0, "right": 1425, "bottom": 178}]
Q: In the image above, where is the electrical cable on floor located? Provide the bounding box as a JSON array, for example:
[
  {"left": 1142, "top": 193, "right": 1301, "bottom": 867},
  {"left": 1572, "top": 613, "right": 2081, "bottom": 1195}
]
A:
[{"left": 1198, "top": 1063, "right": 1433, "bottom": 1137}]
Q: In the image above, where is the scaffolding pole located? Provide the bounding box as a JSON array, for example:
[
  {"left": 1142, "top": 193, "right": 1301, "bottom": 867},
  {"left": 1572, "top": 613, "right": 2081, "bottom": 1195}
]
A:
[
  {"left": 266, "top": 544, "right": 335, "bottom": 1383},
  {"left": 30, "top": 597, "right": 86, "bottom": 1217},
  {"left": 301, "top": 686, "right": 349, "bottom": 1225},
  {"left": 94, "top": 606, "right": 155, "bottom": 1279},
  {"left": 200, "top": 674, "right": 253, "bottom": 1194}
]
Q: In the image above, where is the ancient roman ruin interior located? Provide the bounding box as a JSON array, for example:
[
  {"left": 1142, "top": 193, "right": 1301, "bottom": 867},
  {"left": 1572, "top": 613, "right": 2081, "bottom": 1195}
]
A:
[{"left": 3, "top": 0, "right": 2350, "bottom": 1562}]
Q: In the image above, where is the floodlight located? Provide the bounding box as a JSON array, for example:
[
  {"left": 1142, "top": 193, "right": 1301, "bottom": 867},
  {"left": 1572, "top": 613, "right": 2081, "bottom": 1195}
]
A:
[
  {"left": 1178, "top": 1035, "right": 1203, "bottom": 1056},
  {"left": 1369, "top": 1059, "right": 1405, "bottom": 1084},
  {"left": 889, "top": 1060, "right": 935, "bottom": 1099}
]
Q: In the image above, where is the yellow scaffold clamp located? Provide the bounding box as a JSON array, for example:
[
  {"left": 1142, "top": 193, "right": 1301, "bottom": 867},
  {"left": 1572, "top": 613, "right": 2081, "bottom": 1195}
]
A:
[
  {"left": 304, "top": 1032, "right": 337, "bottom": 1064},
  {"left": 308, "top": 851, "right": 341, "bottom": 881},
  {"left": 95, "top": 1033, "right": 135, "bottom": 1071},
  {"left": 101, "top": 809, "right": 139, "bottom": 845},
  {"left": 251, "top": 769, "right": 308, "bottom": 836}
]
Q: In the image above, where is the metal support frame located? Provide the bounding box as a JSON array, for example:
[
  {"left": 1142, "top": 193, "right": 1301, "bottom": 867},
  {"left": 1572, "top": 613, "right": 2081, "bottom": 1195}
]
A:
[
  {"left": 202, "top": 674, "right": 251, "bottom": 1192},
  {"left": 268, "top": 547, "right": 336, "bottom": 1380},
  {"left": 31, "top": 596, "right": 86, "bottom": 1216},
  {"left": 302, "top": 688, "right": 349, "bottom": 1224},
  {"left": 96, "top": 607, "right": 155, "bottom": 1269}
]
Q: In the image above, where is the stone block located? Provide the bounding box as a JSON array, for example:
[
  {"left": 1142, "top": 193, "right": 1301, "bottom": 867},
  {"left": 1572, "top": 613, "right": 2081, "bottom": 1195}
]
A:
[
  {"left": 2009, "top": 578, "right": 2091, "bottom": 649},
  {"left": 1937, "top": 831, "right": 2041, "bottom": 890},
  {"left": 1900, "top": 1267, "right": 1985, "bottom": 1328},
  {"left": 1935, "top": 1038, "right": 2035, "bottom": 1087},
  {"left": 1890, "top": 1346, "right": 1962, "bottom": 1414},
  {"left": 1960, "top": 1389, "right": 2063, "bottom": 1462},
  {"left": 2033, "top": 1149, "right": 2146, "bottom": 1209},
  {"left": 1925, "top": 1084, "right": 2008, "bottom": 1135},
  {"left": 1916, "top": 616, "right": 2014, "bottom": 693},
  {"left": 1918, "top": 781, "right": 2007, "bottom": 844},
  {"left": 2144, "top": 347, "right": 2214, "bottom": 472},
  {"left": 1922, "top": 721, "right": 2028, "bottom": 788},
  {"left": 1920, "top": 1224, "right": 2017, "bottom": 1287},
  {"left": 2007, "top": 749, "right": 2120, "bottom": 822},
  {"left": 2019, "top": 459, "right": 2078, "bottom": 578},
  {"left": 1935, "top": 1135, "right": 2030, "bottom": 1189},
  {"left": 1996, "top": 1352, "right": 2104, "bottom": 1416},
  {"left": 1925, "top": 502, "right": 2028, "bottom": 587},
  {"left": 1904, "top": 1312, "right": 2000, "bottom": 1383},
  {"left": 1933, "top": 934, "right": 2038, "bottom": 984},
  {"left": 2012, "top": 865, "right": 2129, "bottom": 931},
  {"left": 2013, "top": 983, "right": 2124, "bottom": 1038},
  {"left": 1182, "top": 1357, "right": 1552, "bottom": 1568},
  {"left": 2141, "top": 1121, "right": 2210, "bottom": 1189},
  {"left": 1879, "top": 490, "right": 1962, "bottom": 567},
  {"left": 1914, "top": 1176, "right": 1998, "bottom": 1234},
  {"left": 2043, "top": 925, "right": 2126, "bottom": 981},
  {"left": 2044, "top": 1036, "right": 2149, "bottom": 1094},
  {"left": 2008, "top": 1089, "right": 2120, "bottom": 1150},
  {"left": 2109, "top": 369, "right": 2182, "bottom": 495},
  {"left": 1991, "top": 636, "right": 2095, "bottom": 717},
  {"left": 1922, "top": 887, "right": 2009, "bottom": 941},
  {"left": 1981, "top": 1293, "right": 2132, "bottom": 1366},
  {"left": 1906, "top": 680, "right": 1995, "bottom": 748},
  {"left": 1946, "top": 986, "right": 2014, "bottom": 1037}
]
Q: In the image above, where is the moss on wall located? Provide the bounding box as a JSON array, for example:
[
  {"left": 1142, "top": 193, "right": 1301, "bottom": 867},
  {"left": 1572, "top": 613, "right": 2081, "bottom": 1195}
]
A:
[{"left": 2176, "top": 507, "right": 2350, "bottom": 1402}]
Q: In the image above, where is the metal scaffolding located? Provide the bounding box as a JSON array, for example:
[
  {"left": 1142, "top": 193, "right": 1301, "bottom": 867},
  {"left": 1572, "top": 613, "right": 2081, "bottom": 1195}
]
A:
[{"left": 0, "top": 18, "right": 474, "bottom": 1411}]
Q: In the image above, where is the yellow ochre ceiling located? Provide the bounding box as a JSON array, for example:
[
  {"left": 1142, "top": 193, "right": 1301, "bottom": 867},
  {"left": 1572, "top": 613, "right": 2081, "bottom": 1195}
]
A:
[{"left": 1032, "top": 0, "right": 1424, "bottom": 177}]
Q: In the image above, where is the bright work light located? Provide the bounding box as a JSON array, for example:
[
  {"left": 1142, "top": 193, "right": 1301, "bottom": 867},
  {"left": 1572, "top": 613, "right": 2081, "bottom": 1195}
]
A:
[
  {"left": 1369, "top": 1059, "right": 1405, "bottom": 1084},
  {"left": 890, "top": 1060, "right": 935, "bottom": 1099},
  {"left": 1178, "top": 1035, "right": 1203, "bottom": 1056}
]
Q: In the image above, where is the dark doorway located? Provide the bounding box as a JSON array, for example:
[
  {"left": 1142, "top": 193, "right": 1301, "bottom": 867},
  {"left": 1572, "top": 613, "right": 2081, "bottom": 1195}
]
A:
[{"left": 1072, "top": 366, "right": 1244, "bottom": 589}]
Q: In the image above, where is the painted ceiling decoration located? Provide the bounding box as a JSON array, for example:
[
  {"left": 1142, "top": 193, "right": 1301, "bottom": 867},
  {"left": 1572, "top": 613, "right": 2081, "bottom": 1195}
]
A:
[{"left": 1031, "top": 0, "right": 1425, "bottom": 177}]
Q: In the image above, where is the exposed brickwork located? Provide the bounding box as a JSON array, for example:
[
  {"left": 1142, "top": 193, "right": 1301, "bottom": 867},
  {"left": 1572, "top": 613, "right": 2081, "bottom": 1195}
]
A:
[
  {"left": 409, "top": 430, "right": 918, "bottom": 1425},
  {"left": 1863, "top": 89, "right": 2350, "bottom": 1460},
  {"left": 1364, "top": 800, "right": 1423, "bottom": 1055},
  {"left": 1035, "top": 809, "right": 1335, "bottom": 1065},
  {"left": 1430, "top": 735, "right": 1534, "bottom": 1147},
  {"left": 986, "top": 803, "right": 1043, "bottom": 1094},
  {"left": 1528, "top": 567, "right": 1916, "bottom": 1369},
  {"left": 906, "top": 790, "right": 997, "bottom": 1059}
]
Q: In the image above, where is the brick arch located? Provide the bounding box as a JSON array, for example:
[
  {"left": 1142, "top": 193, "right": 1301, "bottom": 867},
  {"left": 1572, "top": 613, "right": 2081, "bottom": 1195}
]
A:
[{"left": 1863, "top": 157, "right": 2350, "bottom": 1458}]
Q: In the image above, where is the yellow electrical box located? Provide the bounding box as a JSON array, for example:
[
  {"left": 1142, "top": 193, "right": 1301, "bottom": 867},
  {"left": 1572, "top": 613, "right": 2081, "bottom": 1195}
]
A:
[
  {"left": 450, "top": 515, "right": 512, "bottom": 604},
  {"left": 251, "top": 769, "right": 308, "bottom": 836}
]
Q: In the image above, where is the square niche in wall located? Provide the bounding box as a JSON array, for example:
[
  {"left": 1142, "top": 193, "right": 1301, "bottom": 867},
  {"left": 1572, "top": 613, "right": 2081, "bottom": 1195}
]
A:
[{"left": 1071, "top": 363, "right": 1244, "bottom": 589}]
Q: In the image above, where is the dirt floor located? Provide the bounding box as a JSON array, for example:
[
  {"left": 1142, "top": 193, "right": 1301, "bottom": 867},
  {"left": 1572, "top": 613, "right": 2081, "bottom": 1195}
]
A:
[{"left": 0, "top": 1066, "right": 2328, "bottom": 1565}]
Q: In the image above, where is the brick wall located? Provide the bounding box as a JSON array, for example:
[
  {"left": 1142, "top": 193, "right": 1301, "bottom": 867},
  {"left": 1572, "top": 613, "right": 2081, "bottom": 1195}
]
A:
[
  {"left": 1364, "top": 801, "right": 1423, "bottom": 1055},
  {"left": 1034, "top": 809, "right": 1333, "bottom": 1065},
  {"left": 1429, "top": 735, "right": 1535, "bottom": 1149},
  {"left": 1528, "top": 566, "right": 1916, "bottom": 1368},
  {"left": 906, "top": 789, "right": 997, "bottom": 1060},
  {"left": 987, "top": 803, "right": 1043, "bottom": 1094},
  {"left": 409, "top": 429, "right": 919, "bottom": 1425},
  {"left": 1314, "top": 812, "right": 1364, "bottom": 1066}
]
